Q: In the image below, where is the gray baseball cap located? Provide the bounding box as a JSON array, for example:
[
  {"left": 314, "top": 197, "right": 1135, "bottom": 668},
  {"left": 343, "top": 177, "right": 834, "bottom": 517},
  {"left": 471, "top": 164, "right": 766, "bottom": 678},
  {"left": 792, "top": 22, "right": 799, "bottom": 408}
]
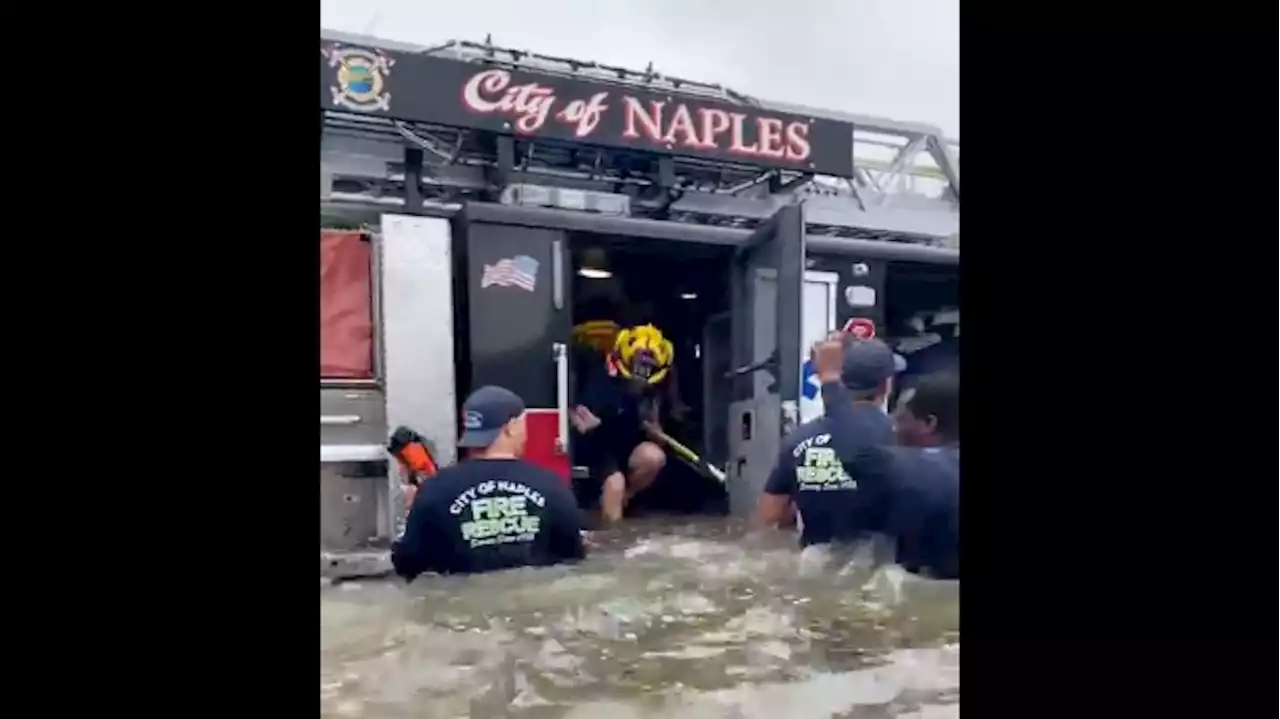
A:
[{"left": 840, "top": 337, "right": 908, "bottom": 391}]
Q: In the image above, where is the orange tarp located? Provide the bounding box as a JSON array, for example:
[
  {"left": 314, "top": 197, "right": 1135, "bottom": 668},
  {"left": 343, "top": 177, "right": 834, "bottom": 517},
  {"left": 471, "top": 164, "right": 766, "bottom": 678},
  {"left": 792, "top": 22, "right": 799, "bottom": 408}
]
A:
[{"left": 320, "top": 230, "right": 374, "bottom": 378}]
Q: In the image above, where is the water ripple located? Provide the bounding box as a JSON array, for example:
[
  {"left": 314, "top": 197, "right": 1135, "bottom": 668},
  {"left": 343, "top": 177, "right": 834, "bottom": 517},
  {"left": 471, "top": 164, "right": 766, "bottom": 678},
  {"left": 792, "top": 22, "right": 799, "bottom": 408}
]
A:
[{"left": 321, "top": 518, "right": 958, "bottom": 718}]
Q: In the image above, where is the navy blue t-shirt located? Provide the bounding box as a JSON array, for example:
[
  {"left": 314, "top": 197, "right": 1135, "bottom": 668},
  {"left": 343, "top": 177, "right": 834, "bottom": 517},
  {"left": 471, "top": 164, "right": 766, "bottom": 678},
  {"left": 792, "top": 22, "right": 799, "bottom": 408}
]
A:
[
  {"left": 574, "top": 368, "right": 662, "bottom": 477},
  {"left": 884, "top": 446, "right": 960, "bottom": 579},
  {"left": 391, "top": 458, "right": 586, "bottom": 580},
  {"left": 762, "top": 405, "right": 895, "bottom": 547},
  {"left": 820, "top": 380, "right": 959, "bottom": 578}
]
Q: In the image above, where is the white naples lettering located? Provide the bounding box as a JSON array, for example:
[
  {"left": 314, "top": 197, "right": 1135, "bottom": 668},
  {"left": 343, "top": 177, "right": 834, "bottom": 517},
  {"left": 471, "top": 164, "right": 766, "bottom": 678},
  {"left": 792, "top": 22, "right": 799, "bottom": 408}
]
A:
[
  {"left": 791, "top": 432, "right": 832, "bottom": 458},
  {"left": 449, "top": 486, "right": 479, "bottom": 515},
  {"left": 494, "top": 480, "right": 546, "bottom": 507},
  {"left": 449, "top": 480, "right": 545, "bottom": 515}
]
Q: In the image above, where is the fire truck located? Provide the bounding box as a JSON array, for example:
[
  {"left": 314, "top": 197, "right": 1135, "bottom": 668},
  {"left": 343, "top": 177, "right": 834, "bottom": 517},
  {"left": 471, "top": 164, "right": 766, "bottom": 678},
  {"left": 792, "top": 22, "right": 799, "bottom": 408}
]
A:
[{"left": 318, "top": 29, "right": 959, "bottom": 555}]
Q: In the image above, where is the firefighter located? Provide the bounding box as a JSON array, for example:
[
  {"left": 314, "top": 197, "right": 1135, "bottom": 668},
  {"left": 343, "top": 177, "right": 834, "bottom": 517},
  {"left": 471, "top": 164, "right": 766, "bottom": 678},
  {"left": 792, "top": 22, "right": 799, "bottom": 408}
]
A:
[
  {"left": 812, "top": 335, "right": 960, "bottom": 579},
  {"left": 757, "top": 335, "right": 899, "bottom": 545},
  {"left": 390, "top": 385, "right": 588, "bottom": 579},
  {"left": 571, "top": 323, "right": 677, "bottom": 523},
  {"left": 886, "top": 372, "right": 960, "bottom": 579}
]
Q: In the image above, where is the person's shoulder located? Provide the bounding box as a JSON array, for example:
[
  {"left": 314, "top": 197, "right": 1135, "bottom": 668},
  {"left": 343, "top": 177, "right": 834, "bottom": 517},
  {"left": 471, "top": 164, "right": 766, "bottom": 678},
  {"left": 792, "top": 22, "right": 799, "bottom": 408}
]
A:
[
  {"left": 506, "top": 461, "right": 577, "bottom": 510},
  {"left": 850, "top": 406, "right": 895, "bottom": 443},
  {"left": 848, "top": 403, "right": 895, "bottom": 427},
  {"left": 507, "top": 459, "right": 565, "bottom": 487},
  {"left": 812, "top": 404, "right": 893, "bottom": 442},
  {"left": 425, "top": 458, "right": 531, "bottom": 491},
  {"left": 580, "top": 368, "right": 621, "bottom": 399},
  {"left": 431, "top": 460, "right": 483, "bottom": 483},
  {"left": 781, "top": 416, "right": 831, "bottom": 452},
  {"left": 897, "top": 446, "right": 959, "bottom": 469},
  {"left": 887, "top": 447, "right": 959, "bottom": 496},
  {"left": 785, "top": 416, "right": 825, "bottom": 441},
  {"left": 413, "top": 461, "right": 479, "bottom": 500}
]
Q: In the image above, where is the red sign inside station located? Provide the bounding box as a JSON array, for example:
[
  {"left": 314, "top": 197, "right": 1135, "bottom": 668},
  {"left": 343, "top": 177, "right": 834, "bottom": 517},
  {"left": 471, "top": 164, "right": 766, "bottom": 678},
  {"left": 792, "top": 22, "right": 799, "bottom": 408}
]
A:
[{"left": 841, "top": 317, "right": 877, "bottom": 340}]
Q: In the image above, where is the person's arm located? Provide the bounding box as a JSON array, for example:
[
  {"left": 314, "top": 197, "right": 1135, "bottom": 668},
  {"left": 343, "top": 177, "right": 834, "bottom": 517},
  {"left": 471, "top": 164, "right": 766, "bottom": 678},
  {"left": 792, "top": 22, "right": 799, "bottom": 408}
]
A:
[
  {"left": 662, "top": 363, "right": 690, "bottom": 422},
  {"left": 390, "top": 509, "right": 428, "bottom": 581},
  {"left": 883, "top": 452, "right": 960, "bottom": 580},
  {"left": 572, "top": 371, "right": 616, "bottom": 435},
  {"left": 756, "top": 442, "right": 797, "bottom": 526},
  {"left": 390, "top": 491, "right": 442, "bottom": 581},
  {"left": 892, "top": 499, "right": 959, "bottom": 580},
  {"left": 914, "top": 477, "right": 960, "bottom": 579},
  {"left": 819, "top": 380, "right": 869, "bottom": 460},
  {"left": 815, "top": 340, "right": 896, "bottom": 491},
  {"left": 922, "top": 503, "right": 960, "bottom": 580},
  {"left": 575, "top": 375, "right": 631, "bottom": 483},
  {"left": 542, "top": 475, "right": 588, "bottom": 561}
]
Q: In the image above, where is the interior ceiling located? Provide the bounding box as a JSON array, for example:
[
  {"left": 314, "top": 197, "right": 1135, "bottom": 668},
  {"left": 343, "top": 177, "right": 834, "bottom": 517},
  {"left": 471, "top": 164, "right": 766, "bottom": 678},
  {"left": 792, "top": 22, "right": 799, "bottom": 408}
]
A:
[
  {"left": 886, "top": 260, "right": 960, "bottom": 283},
  {"left": 573, "top": 232, "right": 733, "bottom": 262}
]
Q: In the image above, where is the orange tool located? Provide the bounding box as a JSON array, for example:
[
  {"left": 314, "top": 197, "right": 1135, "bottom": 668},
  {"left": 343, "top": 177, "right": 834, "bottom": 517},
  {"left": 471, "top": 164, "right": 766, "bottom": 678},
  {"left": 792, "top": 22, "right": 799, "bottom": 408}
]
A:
[{"left": 386, "top": 426, "right": 440, "bottom": 486}]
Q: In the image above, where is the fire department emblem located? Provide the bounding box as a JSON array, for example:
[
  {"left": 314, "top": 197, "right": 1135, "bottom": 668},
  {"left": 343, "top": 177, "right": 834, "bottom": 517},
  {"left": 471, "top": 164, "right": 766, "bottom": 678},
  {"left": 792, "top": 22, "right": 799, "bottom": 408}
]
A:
[{"left": 323, "top": 45, "right": 394, "bottom": 112}]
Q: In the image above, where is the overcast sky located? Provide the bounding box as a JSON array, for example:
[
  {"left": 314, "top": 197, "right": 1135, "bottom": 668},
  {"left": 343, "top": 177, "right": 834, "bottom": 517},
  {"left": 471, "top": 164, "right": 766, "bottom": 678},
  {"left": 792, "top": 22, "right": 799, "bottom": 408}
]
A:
[{"left": 319, "top": 0, "right": 959, "bottom": 139}]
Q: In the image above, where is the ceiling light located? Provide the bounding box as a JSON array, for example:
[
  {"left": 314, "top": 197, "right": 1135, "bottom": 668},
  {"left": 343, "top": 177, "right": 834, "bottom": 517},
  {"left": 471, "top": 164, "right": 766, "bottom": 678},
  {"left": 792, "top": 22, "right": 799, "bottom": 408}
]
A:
[
  {"left": 577, "top": 247, "right": 612, "bottom": 279},
  {"left": 680, "top": 292, "right": 698, "bottom": 300}
]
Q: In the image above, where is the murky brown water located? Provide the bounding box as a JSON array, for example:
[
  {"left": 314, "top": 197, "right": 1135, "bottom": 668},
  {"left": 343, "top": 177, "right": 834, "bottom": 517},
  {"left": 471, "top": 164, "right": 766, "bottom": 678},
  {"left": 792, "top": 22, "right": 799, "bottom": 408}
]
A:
[{"left": 320, "top": 518, "right": 959, "bottom": 718}]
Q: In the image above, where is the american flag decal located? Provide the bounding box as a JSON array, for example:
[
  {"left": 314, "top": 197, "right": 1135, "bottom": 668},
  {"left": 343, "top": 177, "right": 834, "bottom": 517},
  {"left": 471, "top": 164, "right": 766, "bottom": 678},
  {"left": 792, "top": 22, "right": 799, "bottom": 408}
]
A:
[{"left": 480, "top": 254, "right": 539, "bottom": 292}]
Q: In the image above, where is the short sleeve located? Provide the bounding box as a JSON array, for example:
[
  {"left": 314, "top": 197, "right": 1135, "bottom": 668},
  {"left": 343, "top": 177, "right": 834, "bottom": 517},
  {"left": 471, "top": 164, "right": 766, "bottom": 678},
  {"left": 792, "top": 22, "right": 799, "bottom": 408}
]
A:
[
  {"left": 535, "top": 468, "right": 588, "bottom": 560},
  {"left": 391, "top": 484, "right": 447, "bottom": 579}
]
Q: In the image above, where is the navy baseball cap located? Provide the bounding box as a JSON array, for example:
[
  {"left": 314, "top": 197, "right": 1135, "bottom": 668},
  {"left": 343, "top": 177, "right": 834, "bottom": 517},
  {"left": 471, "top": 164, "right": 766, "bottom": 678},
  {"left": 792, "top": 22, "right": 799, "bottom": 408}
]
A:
[
  {"left": 840, "top": 337, "right": 908, "bottom": 391},
  {"left": 458, "top": 385, "right": 527, "bottom": 448}
]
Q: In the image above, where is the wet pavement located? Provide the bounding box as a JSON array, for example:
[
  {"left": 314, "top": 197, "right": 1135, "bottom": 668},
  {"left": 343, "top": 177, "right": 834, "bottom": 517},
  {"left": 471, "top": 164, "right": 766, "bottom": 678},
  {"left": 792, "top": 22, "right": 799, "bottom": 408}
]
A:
[{"left": 320, "top": 517, "right": 959, "bottom": 718}]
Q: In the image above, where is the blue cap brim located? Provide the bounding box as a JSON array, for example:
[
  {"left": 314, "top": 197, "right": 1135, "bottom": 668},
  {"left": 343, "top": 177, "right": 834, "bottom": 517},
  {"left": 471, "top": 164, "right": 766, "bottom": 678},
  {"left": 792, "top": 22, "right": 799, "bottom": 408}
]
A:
[{"left": 458, "top": 428, "right": 502, "bottom": 448}]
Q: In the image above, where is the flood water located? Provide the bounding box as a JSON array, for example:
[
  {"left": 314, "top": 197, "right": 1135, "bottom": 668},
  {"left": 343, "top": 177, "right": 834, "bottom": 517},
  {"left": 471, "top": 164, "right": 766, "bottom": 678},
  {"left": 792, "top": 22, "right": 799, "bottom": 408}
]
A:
[{"left": 320, "top": 518, "right": 959, "bottom": 718}]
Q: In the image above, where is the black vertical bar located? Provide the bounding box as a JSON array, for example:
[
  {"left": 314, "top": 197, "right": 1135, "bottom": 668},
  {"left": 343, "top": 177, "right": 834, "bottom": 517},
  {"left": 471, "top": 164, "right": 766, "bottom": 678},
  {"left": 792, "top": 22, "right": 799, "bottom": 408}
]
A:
[
  {"left": 773, "top": 203, "right": 805, "bottom": 405},
  {"left": 657, "top": 157, "right": 676, "bottom": 189},
  {"left": 403, "top": 147, "right": 423, "bottom": 214},
  {"left": 494, "top": 136, "right": 515, "bottom": 191},
  {"left": 652, "top": 157, "right": 679, "bottom": 219},
  {"left": 319, "top": 112, "right": 328, "bottom": 201}
]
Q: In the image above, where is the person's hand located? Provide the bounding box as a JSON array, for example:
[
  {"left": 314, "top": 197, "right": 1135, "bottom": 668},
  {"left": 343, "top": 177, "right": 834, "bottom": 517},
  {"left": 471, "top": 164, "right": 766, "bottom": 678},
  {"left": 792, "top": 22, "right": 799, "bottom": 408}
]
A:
[
  {"left": 812, "top": 331, "right": 846, "bottom": 384},
  {"left": 640, "top": 400, "right": 660, "bottom": 426},
  {"left": 570, "top": 405, "right": 602, "bottom": 433},
  {"left": 642, "top": 420, "right": 663, "bottom": 439},
  {"left": 402, "top": 482, "right": 418, "bottom": 508},
  {"left": 669, "top": 401, "right": 691, "bottom": 422}
]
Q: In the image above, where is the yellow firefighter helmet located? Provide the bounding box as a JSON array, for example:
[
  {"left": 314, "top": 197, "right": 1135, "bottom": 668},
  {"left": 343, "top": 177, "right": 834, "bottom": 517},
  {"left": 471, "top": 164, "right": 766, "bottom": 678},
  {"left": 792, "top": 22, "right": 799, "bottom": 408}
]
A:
[{"left": 610, "top": 324, "right": 673, "bottom": 385}]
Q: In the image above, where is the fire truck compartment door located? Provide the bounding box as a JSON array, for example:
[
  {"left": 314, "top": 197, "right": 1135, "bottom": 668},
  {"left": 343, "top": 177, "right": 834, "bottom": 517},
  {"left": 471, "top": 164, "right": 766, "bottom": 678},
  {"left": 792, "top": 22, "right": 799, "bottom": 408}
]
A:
[
  {"left": 725, "top": 203, "right": 805, "bottom": 517},
  {"left": 463, "top": 222, "right": 574, "bottom": 481}
]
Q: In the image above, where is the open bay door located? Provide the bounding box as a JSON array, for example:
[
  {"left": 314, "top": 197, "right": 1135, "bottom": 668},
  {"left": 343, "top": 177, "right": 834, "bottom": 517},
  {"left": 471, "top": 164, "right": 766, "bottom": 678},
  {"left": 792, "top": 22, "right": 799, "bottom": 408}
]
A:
[{"left": 726, "top": 203, "right": 806, "bottom": 516}]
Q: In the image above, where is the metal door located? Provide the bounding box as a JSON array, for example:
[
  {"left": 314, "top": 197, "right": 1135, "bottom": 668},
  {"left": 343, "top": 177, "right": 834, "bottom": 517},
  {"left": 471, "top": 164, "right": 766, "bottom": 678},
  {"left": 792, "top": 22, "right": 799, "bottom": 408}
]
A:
[
  {"left": 725, "top": 203, "right": 806, "bottom": 516},
  {"left": 464, "top": 222, "right": 574, "bottom": 481},
  {"left": 701, "top": 311, "right": 732, "bottom": 471}
]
